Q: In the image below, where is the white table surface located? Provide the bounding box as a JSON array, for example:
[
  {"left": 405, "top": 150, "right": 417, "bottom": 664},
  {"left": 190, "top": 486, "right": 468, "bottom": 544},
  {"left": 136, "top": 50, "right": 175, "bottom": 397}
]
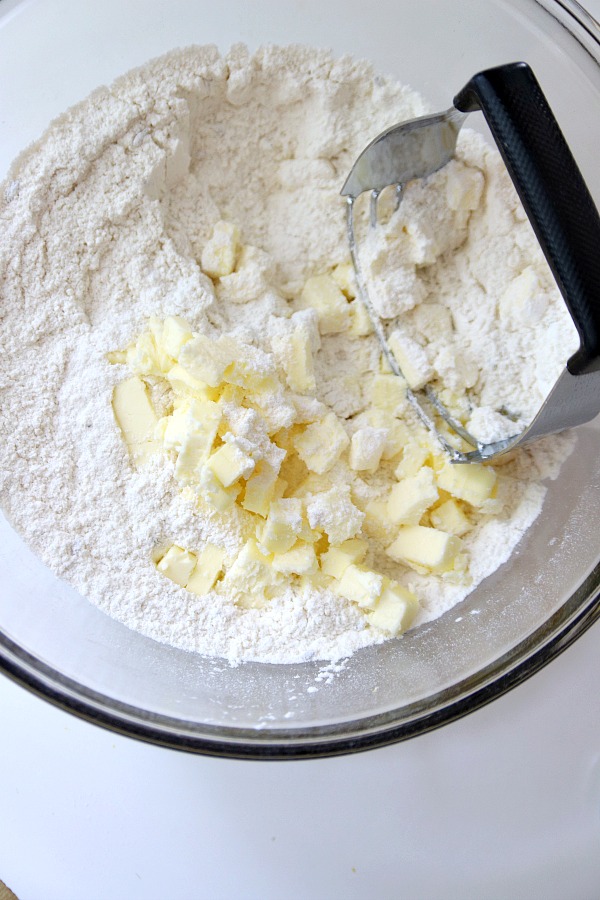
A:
[{"left": 2, "top": 1, "right": 600, "bottom": 897}]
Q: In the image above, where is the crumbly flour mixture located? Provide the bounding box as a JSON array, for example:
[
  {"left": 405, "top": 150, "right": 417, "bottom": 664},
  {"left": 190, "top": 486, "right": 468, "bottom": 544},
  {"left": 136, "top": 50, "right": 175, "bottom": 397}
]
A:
[{"left": 0, "top": 45, "right": 578, "bottom": 663}]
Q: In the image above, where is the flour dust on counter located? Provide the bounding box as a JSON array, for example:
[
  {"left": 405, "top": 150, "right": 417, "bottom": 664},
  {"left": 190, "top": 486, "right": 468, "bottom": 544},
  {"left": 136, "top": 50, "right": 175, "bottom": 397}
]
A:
[{"left": 0, "top": 45, "right": 577, "bottom": 664}]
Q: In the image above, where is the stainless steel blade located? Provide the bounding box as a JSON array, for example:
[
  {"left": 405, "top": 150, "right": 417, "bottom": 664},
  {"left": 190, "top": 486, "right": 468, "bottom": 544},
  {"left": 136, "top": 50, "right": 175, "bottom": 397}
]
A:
[{"left": 341, "top": 107, "right": 467, "bottom": 198}]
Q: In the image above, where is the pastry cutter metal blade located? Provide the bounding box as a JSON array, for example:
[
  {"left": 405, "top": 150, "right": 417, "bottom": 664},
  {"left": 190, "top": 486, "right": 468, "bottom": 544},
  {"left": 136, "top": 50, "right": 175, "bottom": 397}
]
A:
[{"left": 341, "top": 62, "right": 600, "bottom": 463}]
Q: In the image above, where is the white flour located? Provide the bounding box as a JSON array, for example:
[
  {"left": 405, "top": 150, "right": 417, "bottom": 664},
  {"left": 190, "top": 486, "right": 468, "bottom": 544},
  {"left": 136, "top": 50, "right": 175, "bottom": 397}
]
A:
[{"left": 0, "top": 45, "right": 578, "bottom": 664}]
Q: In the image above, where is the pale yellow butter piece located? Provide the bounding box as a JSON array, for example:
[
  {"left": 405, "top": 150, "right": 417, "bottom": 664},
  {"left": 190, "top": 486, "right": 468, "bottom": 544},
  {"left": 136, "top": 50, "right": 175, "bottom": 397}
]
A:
[
  {"left": 370, "top": 373, "right": 408, "bottom": 416},
  {"left": 430, "top": 498, "right": 471, "bottom": 536},
  {"left": 388, "top": 330, "right": 434, "bottom": 390},
  {"left": 365, "top": 409, "right": 410, "bottom": 460},
  {"left": 320, "top": 539, "right": 367, "bottom": 579},
  {"left": 331, "top": 262, "right": 357, "bottom": 299},
  {"left": 348, "top": 299, "right": 374, "bottom": 336},
  {"left": 284, "top": 328, "right": 316, "bottom": 394},
  {"left": 368, "top": 579, "right": 419, "bottom": 635},
  {"left": 386, "top": 525, "right": 463, "bottom": 574},
  {"left": 156, "top": 545, "right": 197, "bottom": 587},
  {"left": 293, "top": 412, "right": 349, "bottom": 474},
  {"left": 179, "top": 334, "right": 239, "bottom": 387},
  {"left": 334, "top": 564, "right": 384, "bottom": 610},
  {"left": 112, "top": 376, "right": 158, "bottom": 465},
  {"left": 225, "top": 348, "right": 277, "bottom": 393},
  {"left": 167, "top": 364, "right": 219, "bottom": 401},
  {"left": 201, "top": 221, "right": 241, "bottom": 279},
  {"left": 125, "top": 331, "right": 171, "bottom": 377},
  {"left": 106, "top": 349, "right": 127, "bottom": 365},
  {"left": 436, "top": 462, "right": 496, "bottom": 507},
  {"left": 242, "top": 461, "right": 279, "bottom": 517},
  {"left": 196, "top": 465, "right": 240, "bottom": 511},
  {"left": 258, "top": 498, "right": 303, "bottom": 554},
  {"left": 186, "top": 544, "right": 226, "bottom": 596},
  {"left": 220, "top": 539, "right": 280, "bottom": 609},
  {"left": 363, "top": 499, "right": 398, "bottom": 544},
  {"left": 160, "top": 316, "right": 193, "bottom": 360},
  {"left": 174, "top": 400, "right": 222, "bottom": 483},
  {"left": 159, "top": 405, "right": 191, "bottom": 453},
  {"left": 387, "top": 467, "right": 439, "bottom": 525},
  {"left": 271, "top": 541, "right": 318, "bottom": 576},
  {"left": 207, "top": 441, "right": 255, "bottom": 488},
  {"left": 394, "top": 442, "right": 431, "bottom": 479},
  {"left": 297, "top": 274, "right": 350, "bottom": 335},
  {"left": 349, "top": 427, "right": 388, "bottom": 473}
]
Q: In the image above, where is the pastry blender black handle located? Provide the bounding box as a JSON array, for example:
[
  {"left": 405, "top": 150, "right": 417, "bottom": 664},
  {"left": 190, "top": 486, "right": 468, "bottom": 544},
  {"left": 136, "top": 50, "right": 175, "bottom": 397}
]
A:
[{"left": 454, "top": 62, "right": 600, "bottom": 376}]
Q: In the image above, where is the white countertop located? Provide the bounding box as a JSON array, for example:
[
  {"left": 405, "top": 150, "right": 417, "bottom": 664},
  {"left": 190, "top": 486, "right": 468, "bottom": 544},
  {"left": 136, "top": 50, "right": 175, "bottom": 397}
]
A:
[
  {"left": 1, "top": 1, "right": 600, "bottom": 897},
  {"left": 1, "top": 623, "right": 600, "bottom": 899}
]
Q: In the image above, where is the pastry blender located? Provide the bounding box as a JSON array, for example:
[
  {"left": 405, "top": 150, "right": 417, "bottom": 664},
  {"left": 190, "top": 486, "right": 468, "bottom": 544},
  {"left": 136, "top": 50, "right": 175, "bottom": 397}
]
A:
[{"left": 342, "top": 62, "right": 600, "bottom": 462}]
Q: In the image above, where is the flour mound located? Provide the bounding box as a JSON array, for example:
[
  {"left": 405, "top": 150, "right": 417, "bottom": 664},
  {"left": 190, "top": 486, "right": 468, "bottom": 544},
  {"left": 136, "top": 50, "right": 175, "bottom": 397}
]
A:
[{"left": 0, "top": 45, "right": 575, "bottom": 663}]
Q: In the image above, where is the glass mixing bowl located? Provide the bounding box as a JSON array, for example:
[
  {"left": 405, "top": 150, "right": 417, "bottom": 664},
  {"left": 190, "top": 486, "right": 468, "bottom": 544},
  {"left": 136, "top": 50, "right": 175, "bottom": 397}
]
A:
[{"left": 1, "top": 0, "right": 599, "bottom": 759}]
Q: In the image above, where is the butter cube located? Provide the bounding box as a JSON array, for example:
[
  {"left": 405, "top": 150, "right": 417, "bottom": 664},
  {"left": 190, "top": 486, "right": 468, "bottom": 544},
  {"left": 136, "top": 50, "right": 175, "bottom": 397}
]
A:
[
  {"left": 167, "top": 364, "right": 218, "bottom": 401},
  {"left": 331, "top": 262, "right": 357, "bottom": 299},
  {"left": 258, "top": 498, "right": 303, "bottom": 554},
  {"left": 159, "top": 405, "right": 191, "bottom": 452},
  {"left": 293, "top": 412, "right": 349, "bottom": 474},
  {"left": 368, "top": 579, "right": 419, "bottom": 635},
  {"left": 125, "top": 331, "right": 170, "bottom": 377},
  {"left": 387, "top": 330, "right": 434, "bottom": 390},
  {"left": 365, "top": 409, "right": 410, "bottom": 460},
  {"left": 290, "top": 308, "right": 321, "bottom": 353},
  {"left": 157, "top": 545, "right": 197, "bottom": 587},
  {"left": 394, "top": 442, "right": 431, "bottom": 479},
  {"left": 224, "top": 344, "right": 277, "bottom": 393},
  {"left": 242, "top": 461, "right": 279, "bottom": 517},
  {"left": 220, "top": 539, "right": 280, "bottom": 608},
  {"left": 206, "top": 440, "right": 255, "bottom": 487},
  {"left": 174, "top": 400, "right": 222, "bottom": 483},
  {"left": 186, "top": 544, "right": 226, "bottom": 595},
  {"left": 348, "top": 299, "right": 374, "bottom": 336},
  {"left": 297, "top": 274, "right": 350, "bottom": 334},
  {"left": 436, "top": 462, "right": 496, "bottom": 507},
  {"left": 160, "top": 316, "right": 193, "bottom": 360},
  {"left": 430, "top": 499, "right": 471, "bottom": 536},
  {"left": 335, "top": 564, "right": 384, "bottom": 610},
  {"left": 387, "top": 467, "right": 439, "bottom": 525},
  {"left": 283, "top": 328, "right": 316, "bottom": 394},
  {"left": 112, "top": 376, "right": 158, "bottom": 466},
  {"left": 386, "top": 525, "right": 463, "bottom": 574},
  {"left": 320, "top": 539, "right": 367, "bottom": 579},
  {"left": 201, "top": 221, "right": 240, "bottom": 279},
  {"left": 106, "top": 349, "right": 127, "bottom": 365},
  {"left": 349, "top": 427, "right": 388, "bottom": 472},
  {"left": 196, "top": 464, "right": 240, "bottom": 511},
  {"left": 179, "top": 334, "right": 238, "bottom": 387},
  {"left": 271, "top": 541, "right": 318, "bottom": 576},
  {"left": 363, "top": 499, "right": 398, "bottom": 543},
  {"left": 370, "top": 373, "right": 408, "bottom": 416}
]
